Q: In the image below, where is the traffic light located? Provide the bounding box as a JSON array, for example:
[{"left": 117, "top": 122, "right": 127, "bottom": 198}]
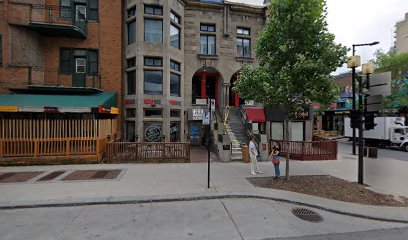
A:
[
  {"left": 364, "top": 113, "right": 377, "bottom": 130},
  {"left": 350, "top": 110, "right": 360, "bottom": 128}
]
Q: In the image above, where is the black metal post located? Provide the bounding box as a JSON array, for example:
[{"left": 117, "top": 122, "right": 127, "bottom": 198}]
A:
[
  {"left": 351, "top": 45, "right": 357, "bottom": 155},
  {"left": 357, "top": 76, "right": 364, "bottom": 184},
  {"left": 207, "top": 98, "right": 211, "bottom": 189}
]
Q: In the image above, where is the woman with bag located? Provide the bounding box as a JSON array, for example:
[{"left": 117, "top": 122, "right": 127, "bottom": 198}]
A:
[{"left": 269, "top": 141, "right": 281, "bottom": 179}]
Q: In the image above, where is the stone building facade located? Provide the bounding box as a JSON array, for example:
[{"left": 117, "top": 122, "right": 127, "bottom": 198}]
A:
[
  {"left": 123, "top": 0, "right": 266, "bottom": 143},
  {"left": 395, "top": 12, "right": 408, "bottom": 54}
]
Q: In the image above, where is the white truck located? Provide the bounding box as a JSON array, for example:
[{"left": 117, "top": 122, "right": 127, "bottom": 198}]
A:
[{"left": 344, "top": 117, "right": 408, "bottom": 151}]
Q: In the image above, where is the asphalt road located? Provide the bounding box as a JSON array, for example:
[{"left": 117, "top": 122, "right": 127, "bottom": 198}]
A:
[
  {"left": 1, "top": 199, "right": 406, "bottom": 240},
  {"left": 277, "top": 227, "right": 408, "bottom": 240},
  {"left": 338, "top": 142, "right": 408, "bottom": 161}
]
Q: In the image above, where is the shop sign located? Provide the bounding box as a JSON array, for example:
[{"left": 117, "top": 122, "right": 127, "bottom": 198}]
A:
[
  {"left": 195, "top": 99, "right": 207, "bottom": 105},
  {"left": 110, "top": 107, "right": 120, "bottom": 115},
  {"left": 144, "top": 99, "right": 161, "bottom": 105},
  {"left": 98, "top": 105, "right": 111, "bottom": 114},
  {"left": 294, "top": 107, "right": 311, "bottom": 120},
  {"left": 188, "top": 108, "right": 208, "bottom": 120},
  {"left": 145, "top": 124, "right": 162, "bottom": 142},
  {"left": 0, "top": 106, "right": 18, "bottom": 112},
  {"left": 44, "top": 106, "right": 59, "bottom": 113},
  {"left": 124, "top": 99, "right": 135, "bottom": 105},
  {"left": 169, "top": 100, "right": 181, "bottom": 106}
]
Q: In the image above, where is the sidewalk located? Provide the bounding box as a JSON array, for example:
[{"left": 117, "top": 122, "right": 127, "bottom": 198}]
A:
[{"left": 1, "top": 160, "right": 408, "bottom": 223}]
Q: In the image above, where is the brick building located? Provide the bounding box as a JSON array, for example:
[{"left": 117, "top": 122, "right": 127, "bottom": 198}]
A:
[{"left": 0, "top": 0, "right": 122, "bottom": 163}]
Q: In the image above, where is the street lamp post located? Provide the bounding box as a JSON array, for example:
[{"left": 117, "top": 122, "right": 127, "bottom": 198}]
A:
[{"left": 350, "top": 41, "right": 379, "bottom": 155}]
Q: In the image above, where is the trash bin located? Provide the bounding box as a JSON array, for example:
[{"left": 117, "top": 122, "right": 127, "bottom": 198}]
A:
[
  {"left": 368, "top": 147, "right": 378, "bottom": 158},
  {"left": 242, "top": 145, "right": 249, "bottom": 163}
]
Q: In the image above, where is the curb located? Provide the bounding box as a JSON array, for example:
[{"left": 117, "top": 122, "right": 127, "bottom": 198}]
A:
[{"left": 1, "top": 192, "right": 408, "bottom": 224}]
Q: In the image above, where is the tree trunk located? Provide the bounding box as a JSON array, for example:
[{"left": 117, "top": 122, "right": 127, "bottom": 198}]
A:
[{"left": 285, "top": 114, "right": 290, "bottom": 180}]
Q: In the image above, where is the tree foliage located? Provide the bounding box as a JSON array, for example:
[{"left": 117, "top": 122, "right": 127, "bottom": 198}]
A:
[
  {"left": 234, "top": 0, "right": 348, "bottom": 117},
  {"left": 372, "top": 50, "right": 408, "bottom": 109}
]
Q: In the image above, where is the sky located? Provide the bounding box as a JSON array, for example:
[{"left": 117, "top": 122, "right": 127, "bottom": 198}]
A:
[{"left": 228, "top": 0, "right": 408, "bottom": 74}]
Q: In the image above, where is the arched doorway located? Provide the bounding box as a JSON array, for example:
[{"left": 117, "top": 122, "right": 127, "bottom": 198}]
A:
[
  {"left": 192, "top": 67, "right": 221, "bottom": 108},
  {"left": 229, "top": 71, "right": 245, "bottom": 107}
]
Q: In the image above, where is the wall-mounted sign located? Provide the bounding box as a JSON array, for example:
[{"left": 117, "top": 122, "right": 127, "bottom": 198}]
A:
[
  {"left": 169, "top": 100, "right": 181, "bottom": 106},
  {"left": 124, "top": 99, "right": 135, "bottom": 104},
  {"left": 98, "top": 105, "right": 111, "bottom": 114},
  {"left": 195, "top": 99, "right": 207, "bottom": 105},
  {"left": 188, "top": 108, "right": 208, "bottom": 121},
  {"left": 110, "top": 107, "right": 120, "bottom": 115},
  {"left": 145, "top": 124, "right": 162, "bottom": 142},
  {"left": 0, "top": 106, "right": 18, "bottom": 112},
  {"left": 144, "top": 99, "right": 161, "bottom": 105},
  {"left": 44, "top": 106, "right": 59, "bottom": 113}
]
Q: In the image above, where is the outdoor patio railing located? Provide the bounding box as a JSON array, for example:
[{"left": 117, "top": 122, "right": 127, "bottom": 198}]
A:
[{"left": 105, "top": 142, "right": 191, "bottom": 163}]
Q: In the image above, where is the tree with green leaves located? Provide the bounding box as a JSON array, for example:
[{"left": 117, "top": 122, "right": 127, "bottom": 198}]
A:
[
  {"left": 372, "top": 50, "right": 408, "bottom": 111},
  {"left": 234, "top": 0, "right": 347, "bottom": 179}
]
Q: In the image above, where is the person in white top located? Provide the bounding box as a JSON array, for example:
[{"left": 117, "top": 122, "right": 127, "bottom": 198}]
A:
[{"left": 249, "top": 135, "right": 263, "bottom": 175}]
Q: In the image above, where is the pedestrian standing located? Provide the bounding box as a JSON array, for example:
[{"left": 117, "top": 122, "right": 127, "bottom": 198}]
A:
[
  {"left": 249, "top": 135, "right": 263, "bottom": 175},
  {"left": 269, "top": 141, "right": 281, "bottom": 179}
]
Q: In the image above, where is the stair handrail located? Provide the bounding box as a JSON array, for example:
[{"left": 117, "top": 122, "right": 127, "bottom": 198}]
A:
[{"left": 223, "top": 106, "right": 230, "bottom": 134}]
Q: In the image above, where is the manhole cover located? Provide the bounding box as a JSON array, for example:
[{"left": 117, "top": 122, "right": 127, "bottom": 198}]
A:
[{"left": 292, "top": 208, "right": 323, "bottom": 223}]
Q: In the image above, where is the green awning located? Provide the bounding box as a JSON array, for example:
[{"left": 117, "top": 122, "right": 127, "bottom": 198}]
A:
[{"left": 0, "top": 92, "right": 117, "bottom": 113}]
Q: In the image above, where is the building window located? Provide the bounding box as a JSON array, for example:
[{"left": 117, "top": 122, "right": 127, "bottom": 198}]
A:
[
  {"left": 200, "top": 35, "right": 216, "bottom": 55},
  {"left": 170, "top": 11, "right": 180, "bottom": 24},
  {"left": 237, "top": 27, "right": 250, "bottom": 35},
  {"left": 170, "top": 60, "right": 180, "bottom": 71},
  {"left": 144, "top": 70, "right": 163, "bottom": 95},
  {"left": 170, "top": 73, "right": 181, "bottom": 97},
  {"left": 127, "top": 7, "right": 136, "bottom": 18},
  {"left": 144, "top": 57, "right": 162, "bottom": 67},
  {"left": 237, "top": 38, "right": 251, "bottom": 58},
  {"left": 60, "top": 49, "right": 72, "bottom": 74},
  {"left": 170, "top": 110, "right": 181, "bottom": 118},
  {"left": 200, "top": 23, "right": 215, "bottom": 32},
  {"left": 144, "top": 123, "right": 162, "bottom": 142},
  {"left": 88, "top": 0, "right": 99, "bottom": 21},
  {"left": 126, "top": 108, "right": 136, "bottom": 118},
  {"left": 144, "top": 109, "right": 163, "bottom": 117},
  {"left": 144, "top": 19, "right": 163, "bottom": 43},
  {"left": 127, "top": 58, "right": 136, "bottom": 69},
  {"left": 127, "top": 71, "right": 136, "bottom": 95},
  {"left": 170, "top": 24, "right": 180, "bottom": 49},
  {"left": 170, "top": 122, "right": 180, "bottom": 142},
  {"left": 127, "top": 20, "right": 136, "bottom": 45},
  {"left": 125, "top": 121, "right": 136, "bottom": 142},
  {"left": 60, "top": 0, "right": 98, "bottom": 20},
  {"left": 88, "top": 50, "right": 98, "bottom": 74},
  {"left": 60, "top": 0, "right": 71, "bottom": 18},
  {"left": 144, "top": 5, "right": 163, "bottom": 15},
  {"left": 60, "top": 48, "right": 98, "bottom": 74}
]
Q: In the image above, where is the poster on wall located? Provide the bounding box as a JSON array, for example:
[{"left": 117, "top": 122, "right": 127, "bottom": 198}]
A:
[{"left": 144, "top": 123, "right": 162, "bottom": 142}]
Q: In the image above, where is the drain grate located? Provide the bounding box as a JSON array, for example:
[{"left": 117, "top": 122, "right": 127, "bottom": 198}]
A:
[{"left": 291, "top": 208, "right": 323, "bottom": 223}]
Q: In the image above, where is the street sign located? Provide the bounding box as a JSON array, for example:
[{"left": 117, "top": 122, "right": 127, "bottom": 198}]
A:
[
  {"left": 366, "top": 95, "right": 383, "bottom": 112},
  {"left": 202, "top": 111, "right": 210, "bottom": 125},
  {"left": 369, "top": 72, "right": 391, "bottom": 96},
  {"left": 210, "top": 99, "right": 215, "bottom": 112}
]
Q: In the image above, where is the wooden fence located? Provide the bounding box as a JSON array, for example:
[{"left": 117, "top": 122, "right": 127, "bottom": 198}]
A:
[
  {"left": 0, "top": 119, "right": 117, "bottom": 162},
  {"left": 105, "top": 142, "right": 191, "bottom": 163},
  {"left": 269, "top": 138, "right": 337, "bottom": 161}
]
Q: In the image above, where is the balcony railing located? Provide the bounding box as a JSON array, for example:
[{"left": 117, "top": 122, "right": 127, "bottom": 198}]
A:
[
  {"left": 29, "top": 68, "right": 101, "bottom": 89},
  {"left": 29, "top": 4, "right": 88, "bottom": 39}
]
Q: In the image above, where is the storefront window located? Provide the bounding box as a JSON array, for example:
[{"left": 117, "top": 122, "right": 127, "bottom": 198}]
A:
[
  {"left": 170, "top": 122, "right": 180, "bottom": 142},
  {"left": 125, "top": 121, "right": 135, "bottom": 142},
  {"left": 144, "top": 123, "right": 162, "bottom": 142}
]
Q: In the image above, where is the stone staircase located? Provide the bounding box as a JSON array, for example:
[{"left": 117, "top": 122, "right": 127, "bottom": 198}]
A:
[{"left": 225, "top": 107, "right": 250, "bottom": 161}]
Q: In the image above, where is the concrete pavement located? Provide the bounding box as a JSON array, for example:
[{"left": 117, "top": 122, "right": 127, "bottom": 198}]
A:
[
  {"left": 1, "top": 198, "right": 407, "bottom": 240},
  {"left": 1, "top": 160, "right": 408, "bottom": 222}
]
